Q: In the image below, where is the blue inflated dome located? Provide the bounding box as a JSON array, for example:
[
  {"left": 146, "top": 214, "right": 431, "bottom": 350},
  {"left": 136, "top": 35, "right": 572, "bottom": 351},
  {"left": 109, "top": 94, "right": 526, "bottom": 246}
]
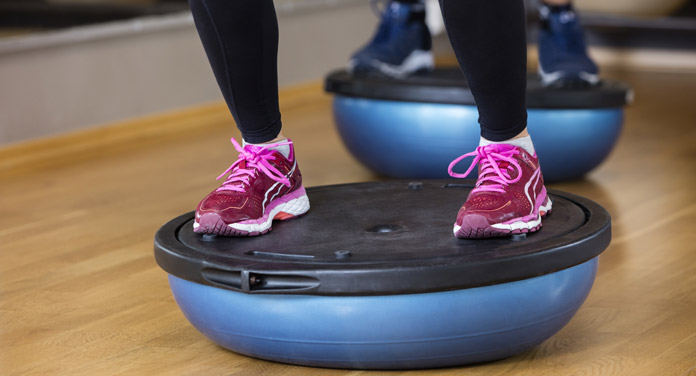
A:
[{"left": 325, "top": 69, "right": 632, "bottom": 181}]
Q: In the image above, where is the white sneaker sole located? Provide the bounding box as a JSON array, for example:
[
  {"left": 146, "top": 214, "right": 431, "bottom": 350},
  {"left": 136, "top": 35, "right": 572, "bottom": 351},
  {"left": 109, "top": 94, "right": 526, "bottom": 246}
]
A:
[
  {"left": 538, "top": 65, "right": 599, "bottom": 86},
  {"left": 348, "top": 49, "right": 434, "bottom": 79},
  {"left": 193, "top": 189, "right": 310, "bottom": 236}
]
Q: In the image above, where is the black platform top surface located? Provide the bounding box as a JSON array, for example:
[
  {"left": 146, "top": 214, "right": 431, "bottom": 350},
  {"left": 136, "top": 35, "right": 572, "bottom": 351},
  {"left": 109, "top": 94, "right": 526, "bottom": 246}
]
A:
[
  {"left": 155, "top": 181, "right": 611, "bottom": 296},
  {"left": 324, "top": 68, "right": 632, "bottom": 109}
]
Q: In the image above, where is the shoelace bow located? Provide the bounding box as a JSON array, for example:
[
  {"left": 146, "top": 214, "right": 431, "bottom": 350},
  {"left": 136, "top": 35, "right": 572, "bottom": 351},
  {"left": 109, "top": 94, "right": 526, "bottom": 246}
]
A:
[
  {"left": 448, "top": 145, "right": 523, "bottom": 194},
  {"left": 215, "top": 138, "right": 292, "bottom": 192}
]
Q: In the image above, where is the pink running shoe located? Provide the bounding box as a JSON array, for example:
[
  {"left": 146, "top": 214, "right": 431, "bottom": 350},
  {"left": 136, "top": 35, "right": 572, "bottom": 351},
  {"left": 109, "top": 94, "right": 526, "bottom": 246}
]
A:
[
  {"left": 194, "top": 138, "right": 310, "bottom": 236},
  {"left": 448, "top": 144, "right": 552, "bottom": 239}
]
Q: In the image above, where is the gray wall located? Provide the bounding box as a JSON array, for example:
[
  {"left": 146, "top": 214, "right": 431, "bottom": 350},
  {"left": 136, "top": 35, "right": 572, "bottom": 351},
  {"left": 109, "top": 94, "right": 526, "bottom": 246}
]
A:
[
  {"left": 5, "top": 0, "right": 691, "bottom": 146},
  {"left": 0, "top": 1, "right": 388, "bottom": 145}
]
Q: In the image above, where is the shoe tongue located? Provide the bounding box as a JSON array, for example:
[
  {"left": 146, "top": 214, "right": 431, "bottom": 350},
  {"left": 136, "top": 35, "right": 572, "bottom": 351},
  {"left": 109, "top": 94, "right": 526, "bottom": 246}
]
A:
[
  {"left": 477, "top": 144, "right": 519, "bottom": 185},
  {"left": 244, "top": 142, "right": 292, "bottom": 160},
  {"left": 244, "top": 144, "right": 266, "bottom": 154},
  {"left": 477, "top": 165, "right": 506, "bottom": 184},
  {"left": 485, "top": 143, "right": 517, "bottom": 153},
  {"left": 243, "top": 145, "right": 281, "bottom": 163},
  {"left": 497, "top": 161, "right": 511, "bottom": 170}
]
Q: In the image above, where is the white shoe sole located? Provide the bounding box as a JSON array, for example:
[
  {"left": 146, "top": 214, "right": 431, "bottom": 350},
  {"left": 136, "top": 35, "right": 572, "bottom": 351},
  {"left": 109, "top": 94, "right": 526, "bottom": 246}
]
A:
[{"left": 348, "top": 49, "right": 434, "bottom": 79}]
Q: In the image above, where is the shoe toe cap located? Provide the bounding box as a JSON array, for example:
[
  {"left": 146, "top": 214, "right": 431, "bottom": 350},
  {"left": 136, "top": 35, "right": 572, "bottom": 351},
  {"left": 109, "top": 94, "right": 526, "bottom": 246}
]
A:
[
  {"left": 455, "top": 200, "right": 521, "bottom": 228},
  {"left": 457, "top": 213, "right": 491, "bottom": 230},
  {"left": 196, "top": 192, "right": 253, "bottom": 223}
]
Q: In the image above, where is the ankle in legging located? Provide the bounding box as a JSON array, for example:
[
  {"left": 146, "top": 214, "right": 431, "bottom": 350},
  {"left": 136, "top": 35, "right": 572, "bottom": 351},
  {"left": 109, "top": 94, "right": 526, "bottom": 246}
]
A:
[
  {"left": 189, "top": 0, "right": 282, "bottom": 143},
  {"left": 439, "top": 0, "right": 528, "bottom": 141},
  {"left": 190, "top": 0, "right": 528, "bottom": 144}
]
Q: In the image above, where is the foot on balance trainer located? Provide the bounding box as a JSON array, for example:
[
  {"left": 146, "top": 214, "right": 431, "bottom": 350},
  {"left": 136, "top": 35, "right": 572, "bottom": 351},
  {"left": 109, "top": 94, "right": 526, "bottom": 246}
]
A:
[
  {"left": 194, "top": 138, "right": 310, "bottom": 236},
  {"left": 448, "top": 143, "right": 552, "bottom": 238}
]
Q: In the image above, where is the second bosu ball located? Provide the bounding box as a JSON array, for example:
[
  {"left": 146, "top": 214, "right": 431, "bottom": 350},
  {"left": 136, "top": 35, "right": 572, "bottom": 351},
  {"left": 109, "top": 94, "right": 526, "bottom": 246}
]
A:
[{"left": 324, "top": 68, "right": 632, "bottom": 181}]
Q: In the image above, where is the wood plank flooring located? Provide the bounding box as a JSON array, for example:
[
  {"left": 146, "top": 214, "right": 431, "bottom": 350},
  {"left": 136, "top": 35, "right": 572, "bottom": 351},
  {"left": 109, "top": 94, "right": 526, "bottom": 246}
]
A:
[{"left": 1, "top": 70, "right": 695, "bottom": 376}]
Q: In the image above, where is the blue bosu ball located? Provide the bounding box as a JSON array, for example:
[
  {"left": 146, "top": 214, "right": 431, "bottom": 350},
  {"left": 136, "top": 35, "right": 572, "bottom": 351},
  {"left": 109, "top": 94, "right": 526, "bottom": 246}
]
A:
[
  {"left": 325, "top": 69, "right": 632, "bottom": 181},
  {"left": 167, "top": 257, "right": 597, "bottom": 369},
  {"left": 155, "top": 181, "right": 611, "bottom": 369}
]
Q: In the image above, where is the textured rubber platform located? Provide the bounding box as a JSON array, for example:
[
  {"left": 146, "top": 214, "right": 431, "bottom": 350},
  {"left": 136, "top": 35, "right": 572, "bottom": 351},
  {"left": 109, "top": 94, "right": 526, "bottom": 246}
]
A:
[
  {"left": 324, "top": 68, "right": 632, "bottom": 109},
  {"left": 154, "top": 180, "right": 611, "bottom": 296}
]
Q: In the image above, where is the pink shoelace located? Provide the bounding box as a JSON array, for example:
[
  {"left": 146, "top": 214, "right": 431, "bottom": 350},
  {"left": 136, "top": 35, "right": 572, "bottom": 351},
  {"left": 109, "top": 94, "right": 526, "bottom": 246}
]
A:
[
  {"left": 215, "top": 138, "right": 292, "bottom": 192},
  {"left": 448, "top": 144, "right": 523, "bottom": 194}
]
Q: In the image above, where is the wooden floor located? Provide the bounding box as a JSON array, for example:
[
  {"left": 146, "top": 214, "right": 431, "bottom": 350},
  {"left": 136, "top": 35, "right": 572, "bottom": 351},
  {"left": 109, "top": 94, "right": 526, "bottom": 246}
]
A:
[{"left": 1, "top": 69, "right": 695, "bottom": 376}]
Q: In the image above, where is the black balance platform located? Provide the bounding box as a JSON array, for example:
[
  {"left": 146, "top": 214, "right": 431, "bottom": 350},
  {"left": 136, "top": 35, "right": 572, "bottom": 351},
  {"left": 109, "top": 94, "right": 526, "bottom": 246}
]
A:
[
  {"left": 155, "top": 181, "right": 610, "bottom": 296},
  {"left": 325, "top": 68, "right": 632, "bottom": 109},
  {"left": 154, "top": 181, "right": 612, "bottom": 369}
]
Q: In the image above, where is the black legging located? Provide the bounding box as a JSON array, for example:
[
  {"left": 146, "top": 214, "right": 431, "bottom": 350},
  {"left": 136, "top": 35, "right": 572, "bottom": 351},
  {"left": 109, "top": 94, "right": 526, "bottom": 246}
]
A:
[
  {"left": 188, "top": 0, "right": 281, "bottom": 144},
  {"left": 439, "top": 0, "right": 528, "bottom": 141},
  {"left": 189, "top": 0, "right": 527, "bottom": 143}
]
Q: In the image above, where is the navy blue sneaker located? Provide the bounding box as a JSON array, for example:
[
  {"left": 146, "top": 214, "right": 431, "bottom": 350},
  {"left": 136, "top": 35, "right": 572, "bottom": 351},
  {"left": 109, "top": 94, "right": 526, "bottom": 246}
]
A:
[
  {"left": 348, "top": 1, "right": 433, "bottom": 78},
  {"left": 538, "top": 4, "right": 599, "bottom": 87}
]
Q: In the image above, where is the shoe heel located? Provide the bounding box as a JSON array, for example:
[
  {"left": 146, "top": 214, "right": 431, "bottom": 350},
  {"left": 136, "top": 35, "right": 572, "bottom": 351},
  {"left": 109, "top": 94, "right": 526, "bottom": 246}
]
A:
[
  {"left": 274, "top": 212, "right": 296, "bottom": 221},
  {"left": 273, "top": 191, "right": 310, "bottom": 221},
  {"left": 540, "top": 196, "right": 553, "bottom": 218}
]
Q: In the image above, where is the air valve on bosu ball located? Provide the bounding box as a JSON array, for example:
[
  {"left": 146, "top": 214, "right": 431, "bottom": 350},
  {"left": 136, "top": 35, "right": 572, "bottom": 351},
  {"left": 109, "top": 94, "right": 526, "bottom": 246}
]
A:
[
  {"left": 324, "top": 68, "right": 632, "bottom": 181},
  {"left": 154, "top": 180, "right": 611, "bottom": 369}
]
